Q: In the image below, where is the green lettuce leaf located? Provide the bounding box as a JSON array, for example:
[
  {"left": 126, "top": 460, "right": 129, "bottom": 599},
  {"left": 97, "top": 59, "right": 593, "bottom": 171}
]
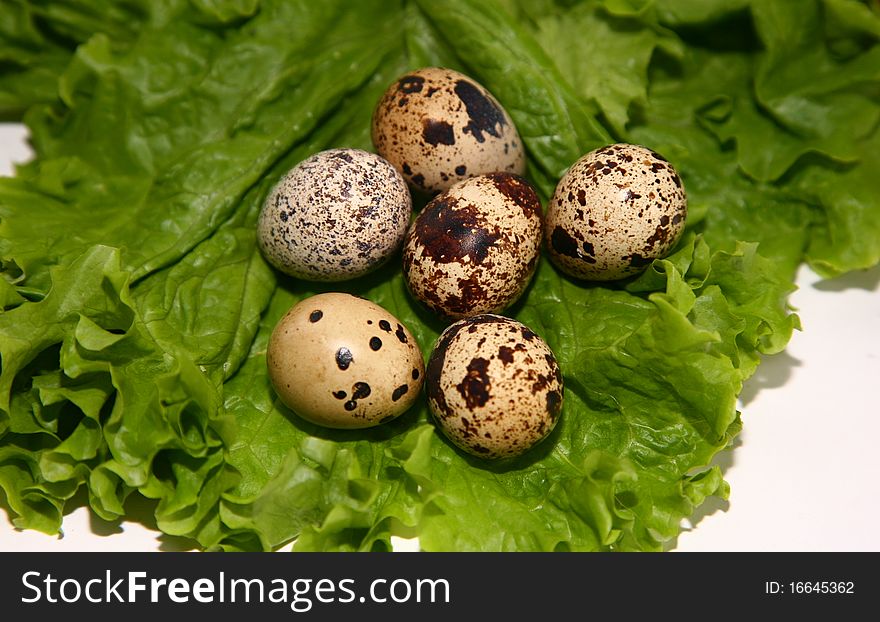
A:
[
  {"left": 531, "top": 0, "right": 684, "bottom": 136},
  {"left": 0, "top": 0, "right": 147, "bottom": 117}
]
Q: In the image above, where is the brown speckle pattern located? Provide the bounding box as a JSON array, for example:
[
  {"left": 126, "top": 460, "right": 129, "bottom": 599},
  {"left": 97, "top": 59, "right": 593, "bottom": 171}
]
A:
[
  {"left": 545, "top": 143, "right": 687, "bottom": 281},
  {"left": 257, "top": 148, "right": 412, "bottom": 282},
  {"left": 403, "top": 173, "right": 543, "bottom": 320},
  {"left": 372, "top": 67, "right": 525, "bottom": 194},
  {"left": 426, "top": 314, "right": 563, "bottom": 460},
  {"left": 266, "top": 293, "right": 425, "bottom": 429}
]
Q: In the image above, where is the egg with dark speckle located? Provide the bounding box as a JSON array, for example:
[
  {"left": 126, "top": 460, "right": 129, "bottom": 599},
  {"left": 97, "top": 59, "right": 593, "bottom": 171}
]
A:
[
  {"left": 267, "top": 293, "right": 424, "bottom": 429},
  {"left": 426, "top": 314, "right": 563, "bottom": 460},
  {"left": 545, "top": 143, "right": 687, "bottom": 281},
  {"left": 402, "top": 173, "right": 542, "bottom": 321},
  {"left": 257, "top": 149, "right": 411, "bottom": 281},
  {"left": 372, "top": 67, "right": 525, "bottom": 194}
]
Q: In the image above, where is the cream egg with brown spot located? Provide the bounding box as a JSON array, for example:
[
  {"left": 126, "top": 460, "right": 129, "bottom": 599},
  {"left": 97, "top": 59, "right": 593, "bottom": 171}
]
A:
[
  {"left": 425, "top": 314, "right": 563, "bottom": 460},
  {"left": 402, "top": 173, "right": 543, "bottom": 321},
  {"left": 372, "top": 67, "right": 525, "bottom": 194},
  {"left": 267, "top": 293, "right": 425, "bottom": 429},
  {"left": 545, "top": 143, "right": 687, "bottom": 281}
]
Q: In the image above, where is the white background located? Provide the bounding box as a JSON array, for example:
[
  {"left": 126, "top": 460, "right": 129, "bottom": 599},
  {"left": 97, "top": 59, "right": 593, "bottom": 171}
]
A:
[{"left": 1, "top": 122, "right": 879, "bottom": 552}]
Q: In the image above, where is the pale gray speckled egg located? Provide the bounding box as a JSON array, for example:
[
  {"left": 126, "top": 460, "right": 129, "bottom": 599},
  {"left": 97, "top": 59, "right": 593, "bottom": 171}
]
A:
[
  {"left": 372, "top": 67, "right": 525, "bottom": 194},
  {"left": 402, "top": 173, "right": 542, "bottom": 321},
  {"left": 257, "top": 149, "right": 412, "bottom": 281},
  {"left": 545, "top": 143, "right": 687, "bottom": 281},
  {"left": 425, "top": 314, "right": 563, "bottom": 460},
  {"left": 267, "top": 293, "right": 425, "bottom": 429}
]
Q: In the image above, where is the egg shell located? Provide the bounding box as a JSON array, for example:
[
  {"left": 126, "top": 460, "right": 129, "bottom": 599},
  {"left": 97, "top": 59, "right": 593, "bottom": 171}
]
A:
[
  {"left": 372, "top": 67, "right": 525, "bottom": 194},
  {"left": 257, "top": 148, "right": 412, "bottom": 282},
  {"left": 426, "top": 314, "right": 563, "bottom": 460},
  {"left": 267, "top": 293, "right": 425, "bottom": 429},
  {"left": 545, "top": 143, "right": 687, "bottom": 281},
  {"left": 402, "top": 173, "right": 543, "bottom": 321}
]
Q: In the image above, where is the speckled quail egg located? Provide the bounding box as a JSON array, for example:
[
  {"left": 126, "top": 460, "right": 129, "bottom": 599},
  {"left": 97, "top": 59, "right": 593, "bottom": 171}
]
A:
[
  {"left": 402, "top": 173, "right": 542, "bottom": 321},
  {"left": 425, "top": 314, "right": 563, "bottom": 460},
  {"left": 267, "top": 293, "right": 425, "bottom": 429},
  {"left": 257, "top": 148, "right": 412, "bottom": 281},
  {"left": 545, "top": 143, "right": 687, "bottom": 281},
  {"left": 372, "top": 67, "right": 526, "bottom": 194}
]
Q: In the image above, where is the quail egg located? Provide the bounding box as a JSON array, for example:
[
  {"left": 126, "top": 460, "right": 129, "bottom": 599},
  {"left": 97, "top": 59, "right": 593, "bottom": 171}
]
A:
[
  {"left": 267, "top": 293, "right": 425, "bottom": 429},
  {"left": 257, "top": 148, "right": 412, "bottom": 281},
  {"left": 372, "top": 67, "right": 526, "bottom": 194},
  {"left": 425, "top": 314, "right": 563, "bottom": 460},
  {"left": 545, "top": 143, "right": 687, "bottom": 281},
  {"left": 402, "top": 173, "right": 542, "bottom": 321}
]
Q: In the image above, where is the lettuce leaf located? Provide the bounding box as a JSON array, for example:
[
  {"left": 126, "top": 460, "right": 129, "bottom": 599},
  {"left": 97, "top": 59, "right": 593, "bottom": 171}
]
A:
[
  {"left": 0, "top": 0, "right": 147, "bottom": 117},
  {"left": 0, "top": 0, "right": 877, "bottom": 551}
]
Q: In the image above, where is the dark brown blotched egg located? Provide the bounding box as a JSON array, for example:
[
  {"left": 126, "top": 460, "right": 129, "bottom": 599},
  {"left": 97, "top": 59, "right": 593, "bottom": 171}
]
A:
[
  {"left": 267, "top": 293, "right": 424, "bottom": 429},
  {"left": 257, "top": 148, "right": 411, "bottom": 282},
  {"left": 402, "top": 173, "right": 543, "bottom": 321},
  {"left": 425, "top": 314, "right": 563, "bottom": 460},
  {"left": 372, "top": 67, "right": 525, "bottom": 194},
  {"left": 545, "top": 143, "right": 687, "bottom": 281}
]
